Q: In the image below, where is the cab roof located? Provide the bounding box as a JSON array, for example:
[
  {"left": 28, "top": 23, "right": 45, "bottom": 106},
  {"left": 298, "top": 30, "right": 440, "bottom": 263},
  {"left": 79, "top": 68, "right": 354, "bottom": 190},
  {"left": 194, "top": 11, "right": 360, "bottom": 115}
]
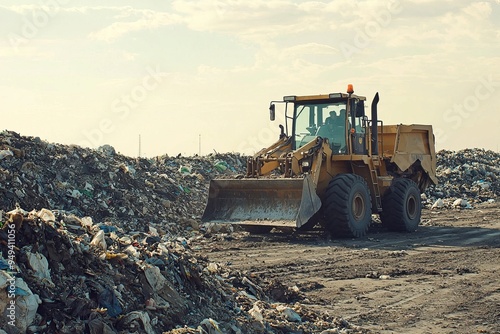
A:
[{"left": 283, "top": 93, "right": 366, "bottom": 102}]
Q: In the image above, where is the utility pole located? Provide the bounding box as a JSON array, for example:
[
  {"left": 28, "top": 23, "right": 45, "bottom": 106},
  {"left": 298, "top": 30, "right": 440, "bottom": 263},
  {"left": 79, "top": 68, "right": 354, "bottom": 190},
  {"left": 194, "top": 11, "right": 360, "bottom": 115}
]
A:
[
  {"left": 138, "top": 134, "right": 141, "bottom": 158},
  {"left": 199, "top": 134, "right": 202, "bottom": 156}
]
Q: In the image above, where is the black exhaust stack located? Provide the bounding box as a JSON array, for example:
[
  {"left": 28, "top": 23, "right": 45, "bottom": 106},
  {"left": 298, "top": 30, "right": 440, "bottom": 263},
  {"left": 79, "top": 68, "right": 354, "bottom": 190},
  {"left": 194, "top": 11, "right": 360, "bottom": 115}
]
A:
[{"left": 371, "top": 92, "right": 380, "bottom": 156}]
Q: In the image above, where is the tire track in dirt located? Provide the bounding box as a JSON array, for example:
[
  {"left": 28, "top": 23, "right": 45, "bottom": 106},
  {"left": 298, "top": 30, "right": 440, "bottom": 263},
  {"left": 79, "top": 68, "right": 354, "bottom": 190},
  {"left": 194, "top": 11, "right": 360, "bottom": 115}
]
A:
[{"left": 198, "top": 205, "right": 500, "bottom": 333}]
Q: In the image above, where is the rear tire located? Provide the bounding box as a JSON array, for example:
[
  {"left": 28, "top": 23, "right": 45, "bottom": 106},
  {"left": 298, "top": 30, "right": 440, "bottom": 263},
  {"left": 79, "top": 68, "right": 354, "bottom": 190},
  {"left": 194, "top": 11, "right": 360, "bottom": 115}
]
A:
[
  {"left": 322, "top": 174, "right": 372, "bottom": 238},
  {"left": 380, "top": 178, "right": 422, "bottom": 232}
]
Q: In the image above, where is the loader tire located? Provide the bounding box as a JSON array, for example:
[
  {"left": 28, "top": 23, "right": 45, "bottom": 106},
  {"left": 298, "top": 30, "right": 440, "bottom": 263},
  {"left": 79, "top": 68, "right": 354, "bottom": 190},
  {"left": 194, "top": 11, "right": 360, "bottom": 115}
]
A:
[
  {"left": 323, "top": 174, "right": 372, "bottom": 238},
  {"left": 380, "top": 178, "right": 422, "bottom": 232}
]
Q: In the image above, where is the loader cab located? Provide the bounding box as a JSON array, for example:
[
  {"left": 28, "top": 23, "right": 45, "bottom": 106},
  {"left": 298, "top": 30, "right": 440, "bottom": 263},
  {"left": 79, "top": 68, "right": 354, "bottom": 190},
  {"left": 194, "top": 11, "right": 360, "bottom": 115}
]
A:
[
  {"left": 282, "top": 93, "right": 367, "bottom": 155},
  {"left": 291, "top": 100, "right": 347, "bottom": 154}
]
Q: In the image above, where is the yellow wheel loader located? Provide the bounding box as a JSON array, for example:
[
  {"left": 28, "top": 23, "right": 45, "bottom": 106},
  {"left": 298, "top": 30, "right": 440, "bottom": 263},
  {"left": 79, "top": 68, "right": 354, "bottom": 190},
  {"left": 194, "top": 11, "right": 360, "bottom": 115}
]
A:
[{"left": 202, "top": 85, "right": 438, "bottom": 237}]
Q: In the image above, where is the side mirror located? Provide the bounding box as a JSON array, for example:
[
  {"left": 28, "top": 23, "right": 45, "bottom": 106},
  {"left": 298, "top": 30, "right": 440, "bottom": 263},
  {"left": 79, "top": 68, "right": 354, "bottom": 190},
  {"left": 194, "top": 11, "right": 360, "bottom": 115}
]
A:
[
  {"left": 269, "top": 104, "right": 276, "bottom": 121},
  {"left": 355, "top": 100, "right": 365, "bottom": 117}
]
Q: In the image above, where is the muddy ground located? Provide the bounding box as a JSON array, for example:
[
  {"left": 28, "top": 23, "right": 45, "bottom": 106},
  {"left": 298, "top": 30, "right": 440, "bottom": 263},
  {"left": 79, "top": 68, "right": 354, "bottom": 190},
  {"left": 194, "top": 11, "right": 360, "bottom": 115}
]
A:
[{"left": 195, "top": 203, "right": 500, "bottom": 334}]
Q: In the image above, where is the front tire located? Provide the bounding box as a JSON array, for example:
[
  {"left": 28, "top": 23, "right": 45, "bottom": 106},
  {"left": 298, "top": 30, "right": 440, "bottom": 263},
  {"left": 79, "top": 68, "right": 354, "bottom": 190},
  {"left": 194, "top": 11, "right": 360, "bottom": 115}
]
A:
[
  {"left": 380, "top": 178, "right": 422, "bottom": 232},
  {"left": 322, "top": 174, "right": 372, "bottom": 238}
]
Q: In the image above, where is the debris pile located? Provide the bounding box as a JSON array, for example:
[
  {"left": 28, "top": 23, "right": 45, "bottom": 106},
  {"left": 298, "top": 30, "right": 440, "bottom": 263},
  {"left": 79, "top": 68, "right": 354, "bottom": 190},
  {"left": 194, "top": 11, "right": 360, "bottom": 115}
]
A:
[
  {"left": 0, "top": 208, "right": 364, "bottom": 334},
  {"left": 2, "top": 130, "right": 498, "bottom": 333},
  {"left": 424, "top": 149, "right": 499, "bottom": 209},
  {"left": 0, "top": 130, "right": 246, "bottom": 236},
  {"left": 0, "top": 208, "right": 366, "bottom": 333},
  {"left": 0, "top": 131, "right": 366, "bottom": 333}
]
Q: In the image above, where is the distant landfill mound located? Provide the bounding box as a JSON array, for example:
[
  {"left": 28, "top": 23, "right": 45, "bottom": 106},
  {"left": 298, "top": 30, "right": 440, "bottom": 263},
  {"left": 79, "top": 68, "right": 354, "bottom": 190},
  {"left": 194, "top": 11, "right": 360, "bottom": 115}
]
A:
[
  {"left": 0, "top": 130, "right": 499, "bottom": 333},
  {"left": 425, "top": 148, "right": 499, "bottom": 208},
  {"left": 0, "top": 131, "right": 497, "bottom": 218},
  {"left": 0, "top": 130, "right": 248, "bottom": 234}
]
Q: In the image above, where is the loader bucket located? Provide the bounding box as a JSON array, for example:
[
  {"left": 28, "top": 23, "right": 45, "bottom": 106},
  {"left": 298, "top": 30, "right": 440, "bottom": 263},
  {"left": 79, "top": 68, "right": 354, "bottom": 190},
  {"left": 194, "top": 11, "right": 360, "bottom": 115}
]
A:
[{"left": 201, "top": 175, "right": 322, "bottom": 230}]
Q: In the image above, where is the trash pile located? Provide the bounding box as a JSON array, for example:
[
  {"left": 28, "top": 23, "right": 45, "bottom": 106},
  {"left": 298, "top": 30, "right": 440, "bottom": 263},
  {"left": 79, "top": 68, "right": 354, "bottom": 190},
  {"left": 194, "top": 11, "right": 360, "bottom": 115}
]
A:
[
  {"left": 0, "top": 130, "right": 246, "bottom": 236},
  {"left": 0, "top": 208, "right": 365, "bottom": 334},
  {"left": 3, "top": 130, "right": 497, "bottom": 333},
  {"left": 0, "top": 131, "right": 367, "bottom": 333},
  {"left": 424, "top": 149, "right": 499, "bottom": 209}
]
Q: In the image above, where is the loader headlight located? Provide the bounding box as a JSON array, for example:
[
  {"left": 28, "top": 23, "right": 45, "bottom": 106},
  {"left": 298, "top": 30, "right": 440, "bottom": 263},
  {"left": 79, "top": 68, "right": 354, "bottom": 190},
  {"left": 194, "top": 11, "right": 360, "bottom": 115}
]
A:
[
  {"left": 329, "top": 93, "right": 342, "bottom": 99},
  {"left": 283, "top": 95, "right": 296, "bottom": 102},
  {"left": 301, "top": 161, "right": 310, "bottom": 167}
]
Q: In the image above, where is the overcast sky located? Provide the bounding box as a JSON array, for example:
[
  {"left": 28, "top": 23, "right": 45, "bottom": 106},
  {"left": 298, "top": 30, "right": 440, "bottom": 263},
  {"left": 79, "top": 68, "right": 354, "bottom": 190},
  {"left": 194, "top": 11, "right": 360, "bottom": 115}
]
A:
[{"left": 1, "top": 0, "right": 499, "bottom": 157}]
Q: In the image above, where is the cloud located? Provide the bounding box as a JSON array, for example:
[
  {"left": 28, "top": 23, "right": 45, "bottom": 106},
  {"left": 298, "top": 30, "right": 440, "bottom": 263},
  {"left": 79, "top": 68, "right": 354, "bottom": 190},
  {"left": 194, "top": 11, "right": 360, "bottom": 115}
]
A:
[
  {"left": 0, "top": 5, "right": 182, "bottom": 42},
  {"left": 285, "top": 43, "right": 338, "bottom": 56},
  {"left": 87, "top": 8, "right": 181, "bottom": 42},
  {"left": 171, "top": 0, "right": 299, "bottom": 36}
]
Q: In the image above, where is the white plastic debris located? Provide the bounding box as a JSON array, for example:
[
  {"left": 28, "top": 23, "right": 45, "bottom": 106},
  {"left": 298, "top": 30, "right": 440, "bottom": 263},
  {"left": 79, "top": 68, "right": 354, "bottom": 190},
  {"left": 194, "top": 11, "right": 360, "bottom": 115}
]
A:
[
  {"left": 124, "top": 245, "right": 139, "bottom": 258},
  {"left": 249, "top": 303, "right": 264, "bottom": 322},
  {"left": 0, "top": 150, "right": 13, "bottom": 160},
  {"left": 68, "top": 189, "right": 82, "bottom": 199},
  {"left": 13, "top": 278, "right": 42, "bottom": 333},
  {"left": 206, "top": 263, "right": 219, "bottom": 274},
  {"left": 80, "top": 216, "right": 94, "bottom": 228},
  {"left": 431, "top": 198, "right": 444, "bottom": 209},
  {"left": 90, "top": 230, "right": 107, "bottom": 250},
  {"left": 199, "top": 318, "right": 223, "bottom": 334},
  {"left": 36, "top": 208, "right": 56, "bottom": 222},
  {"left": 148, "top": 226, "right": 159, "bottom": 237},
  {"left": 0, "top": 270, "right": 14, "bottom": 290},
  {"left": 27, "top": 252, "right": 54, "bottom": 286},
  {"left": 277, "top": 306, "right": 302, "bottom": 322},
  {"left": 84, "top": 182, "right": 94, "bottom": 191}
]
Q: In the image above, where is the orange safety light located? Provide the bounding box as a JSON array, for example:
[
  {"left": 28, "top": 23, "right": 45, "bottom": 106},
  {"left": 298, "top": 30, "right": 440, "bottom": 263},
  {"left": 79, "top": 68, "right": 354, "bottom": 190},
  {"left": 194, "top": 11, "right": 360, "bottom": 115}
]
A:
[{"left": 347, "top": 84, "right": 354, "bottom": 94}]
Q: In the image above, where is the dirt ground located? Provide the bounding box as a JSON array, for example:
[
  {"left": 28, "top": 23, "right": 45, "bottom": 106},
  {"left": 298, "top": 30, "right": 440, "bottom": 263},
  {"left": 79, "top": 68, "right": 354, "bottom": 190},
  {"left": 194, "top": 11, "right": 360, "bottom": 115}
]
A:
[{"left": 195, "top": 202, "right": 500, "bottom": 334}]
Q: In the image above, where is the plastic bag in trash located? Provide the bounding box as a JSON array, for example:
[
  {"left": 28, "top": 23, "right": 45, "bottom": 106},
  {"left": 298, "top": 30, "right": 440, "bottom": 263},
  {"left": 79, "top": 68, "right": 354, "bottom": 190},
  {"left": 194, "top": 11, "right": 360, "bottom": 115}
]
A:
[
  {"left": 213, "top": 160, "right": 228, "bottom": 172},
  {"left": 90, "top": 230, "right": 107, "bottom": 250},
  {"left": 116, "top": 311, "right": 154, "bottom": 334},
  {"left": 27, "top": 251, "right": 53, "bottom": 285},
  {"left": 98, "top": 287, "right": 123, "bottom": 317},
  {"left": 96, "top": 223, "right": 118, "bottom": 233},
  {"left": 36, "top": 208, "right": 56, "bottom": 222},
  {"left": 199, "top": 318, "right": 223, "bottom": 334},
  {"left": 178, "top": 165, "right": 192, "bottom": 176},
  {"left": 12, "top": 277, "right": 42, "bottom": 333},
  {"left": 0, "top": 150, "right": 13, "bottom": 160}
]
